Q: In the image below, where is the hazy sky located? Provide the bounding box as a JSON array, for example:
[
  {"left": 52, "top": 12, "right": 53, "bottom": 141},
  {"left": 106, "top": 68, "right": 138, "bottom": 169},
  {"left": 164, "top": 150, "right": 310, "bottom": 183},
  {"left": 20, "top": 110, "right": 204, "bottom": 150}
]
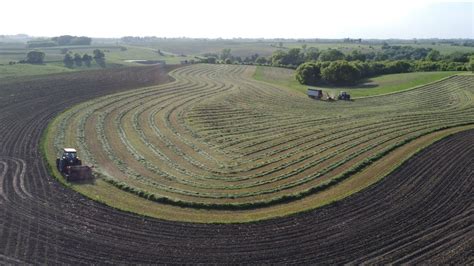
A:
[{"left": 1, "top": 0, "right": 473, "bottom": 39}]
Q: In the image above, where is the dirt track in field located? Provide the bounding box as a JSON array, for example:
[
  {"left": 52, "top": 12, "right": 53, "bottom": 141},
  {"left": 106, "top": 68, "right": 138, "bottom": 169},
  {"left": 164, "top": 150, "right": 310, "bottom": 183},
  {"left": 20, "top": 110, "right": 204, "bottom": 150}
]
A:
[{"left": 0, "top": 66, "right": 472, "bottom": 264}]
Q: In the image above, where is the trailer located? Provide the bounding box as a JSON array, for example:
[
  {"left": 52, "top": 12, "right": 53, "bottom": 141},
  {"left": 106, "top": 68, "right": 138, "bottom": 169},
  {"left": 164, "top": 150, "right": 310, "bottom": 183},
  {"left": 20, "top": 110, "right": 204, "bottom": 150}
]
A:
[{"left": 307, "top": 88, "right": 323, "bottom": 99}]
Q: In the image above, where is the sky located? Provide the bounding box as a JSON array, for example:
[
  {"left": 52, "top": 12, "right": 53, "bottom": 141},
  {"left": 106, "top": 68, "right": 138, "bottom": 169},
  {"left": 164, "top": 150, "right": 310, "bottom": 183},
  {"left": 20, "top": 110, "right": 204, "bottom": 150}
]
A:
[{"left": 1, "top": 0, "right": 472, "bottom": 39}]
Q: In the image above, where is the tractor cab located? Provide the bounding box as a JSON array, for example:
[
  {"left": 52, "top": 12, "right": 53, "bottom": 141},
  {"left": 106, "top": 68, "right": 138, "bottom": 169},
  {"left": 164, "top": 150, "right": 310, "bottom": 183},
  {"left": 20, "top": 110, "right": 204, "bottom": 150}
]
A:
[
  {"left": 58, "top": 148, "right": 81, "bottom": 172},
  {"left": 63, "top": 148, "right": 78, "bottom": 160}
]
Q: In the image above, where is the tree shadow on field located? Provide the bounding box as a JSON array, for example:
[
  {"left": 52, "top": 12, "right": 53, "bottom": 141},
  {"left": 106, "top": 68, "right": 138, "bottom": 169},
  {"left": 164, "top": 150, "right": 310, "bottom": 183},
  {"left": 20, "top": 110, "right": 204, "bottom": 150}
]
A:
[{"left": 316, "top": 78, "right": 379, "bottom": 90}]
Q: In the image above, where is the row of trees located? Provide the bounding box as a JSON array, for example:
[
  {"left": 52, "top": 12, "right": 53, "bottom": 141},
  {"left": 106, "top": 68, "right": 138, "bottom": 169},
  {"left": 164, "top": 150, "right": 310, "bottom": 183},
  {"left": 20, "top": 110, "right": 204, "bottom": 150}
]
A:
[
  {"left": 27, "top": 35, "right": 92, "bottom": 48},
  {"left": 63, "top": 49, "right": 106, "bottom": 68},
  {"left": 296, "top": 58, "right": 474, "bottom": 86},
  {"left": 52, "top": 35, "right": 92, "bottom": 46},
  {"left": 17, "top": 49, "right": 105, "bottom": 67},
  {"left": 269, "top": 47, "right": 473, "bottom": 69},
  {"left": 202, "top": 49, "right": 267, "bottom": 65},
  {"left": 206, "top": 46, "right": 471, "bottom": 70},
  {"left": 296, "top": 61, "right": 365, "bottom": 86}
]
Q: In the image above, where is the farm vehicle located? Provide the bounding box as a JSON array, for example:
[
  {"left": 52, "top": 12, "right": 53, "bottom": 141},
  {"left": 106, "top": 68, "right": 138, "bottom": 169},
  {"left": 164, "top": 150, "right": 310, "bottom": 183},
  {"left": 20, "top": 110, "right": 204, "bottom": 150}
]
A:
[{"left": 56, "top": 148, "right": 93, "bottom": 181}]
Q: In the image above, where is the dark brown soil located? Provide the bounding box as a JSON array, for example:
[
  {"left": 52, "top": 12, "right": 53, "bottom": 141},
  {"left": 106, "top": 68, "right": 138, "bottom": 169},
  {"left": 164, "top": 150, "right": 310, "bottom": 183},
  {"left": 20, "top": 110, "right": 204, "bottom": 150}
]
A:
[{"left": 0, "top": 66, "right": 472, "bottom": 264}]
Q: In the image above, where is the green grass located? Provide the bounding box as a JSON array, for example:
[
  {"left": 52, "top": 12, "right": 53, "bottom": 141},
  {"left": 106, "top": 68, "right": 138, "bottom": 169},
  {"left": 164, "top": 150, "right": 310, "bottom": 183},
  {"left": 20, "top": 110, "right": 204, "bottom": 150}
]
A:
[
  {"left": 321, "top": 71, "right": 462, "bottom": 98},
  {"left": 253, "top": 65, "right": 462, "bottom": 98},
  {"left": 0, "top": 63, "right": 74, "bottom": 79},
  {"left": 253, "top": 66, "right": 308, "bottom": 93}
]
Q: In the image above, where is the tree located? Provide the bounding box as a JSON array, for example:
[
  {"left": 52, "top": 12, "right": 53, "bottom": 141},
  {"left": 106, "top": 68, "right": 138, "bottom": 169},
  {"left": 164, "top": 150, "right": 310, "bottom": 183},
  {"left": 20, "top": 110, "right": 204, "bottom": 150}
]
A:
[
  {"left": 224, "top": 58, "right": 232, "bottom": 64},
  {"left": 426, "top": 50, "right": 441, "bottom": 61},
  {"left": 469, "top": 55, "right": 474, "bottom": 73},
  {"left": 413, "top": 61, "right": 440, "bottom": 71},
  {"left": 63, "top": 53, "right": 74, "bottom": 68},
  {"left": 271, "top": 48, "right": 304, "bottom": 67},
  {"left": 271, "top": 50, "right": 287, "bottom": 66},
  {"left": 346, "top": 50, "right": 366, "bottom": 62},
  {"left": 448, "top": 51, "right": 470, "bottom": 63},
  {"left": 26, "top": 51, "right": 45, "bottom": 64},
  {"left": 220, "top": 48, "right": 232, "bottom": 60},
  {"left": 206, "top": 57, "right": 217, "bottom": 64},
  {"left": 301, "top": 44, "right": 307, "bottom": 53},
  {"left": 385, "top": 60, "right": 412, "bottom": 74},
  {"left": 285, "top": 48, "right": 304, "bottom": 66},
  {"left": 295, "top": 62, "right": 322, "bottom": 85},
  {"left": 93, "top": 49, "right": 106, "bottom": 67},
  {"left": 74, "top": 53, "right": 83, "bottom": 67},
  {"left": 304, "top": 47, "right": 319, "bottom": 61},
  {"left": 318, "top": 49, "right": 345, "bottom": 61},
  {"left": 255, "top": 56, "right": 267, "bottom": 65},
  {"left": 93, "top": 49, "right": 105, "bottom": 59},
  {"left": 321, "top": 60, "right": 361, "bottom": 85},
  {"left": 82, "top": 54, "right": 93, "bottom": 67}
]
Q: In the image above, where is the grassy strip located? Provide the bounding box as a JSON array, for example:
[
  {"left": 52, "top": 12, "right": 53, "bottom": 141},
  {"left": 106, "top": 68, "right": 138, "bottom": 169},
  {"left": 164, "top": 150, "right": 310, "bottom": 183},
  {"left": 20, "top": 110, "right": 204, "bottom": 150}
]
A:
[{"left": 253, "top": 65, "right": 307, "bottom": 94}]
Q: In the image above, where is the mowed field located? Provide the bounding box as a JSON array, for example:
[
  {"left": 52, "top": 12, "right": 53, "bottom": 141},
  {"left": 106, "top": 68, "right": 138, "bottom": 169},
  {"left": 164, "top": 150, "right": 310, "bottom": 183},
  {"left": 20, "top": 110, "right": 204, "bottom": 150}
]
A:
[
  {"left": 44, "top": 64, "right": 474, "bottom": 222},
  {"left": 0, "top": 65, "right": 473, "bottom": 263}
]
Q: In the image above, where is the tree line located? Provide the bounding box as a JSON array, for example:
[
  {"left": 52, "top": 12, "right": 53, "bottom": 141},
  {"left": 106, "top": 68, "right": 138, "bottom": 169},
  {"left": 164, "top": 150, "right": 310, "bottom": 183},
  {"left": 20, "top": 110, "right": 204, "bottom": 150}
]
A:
[
  {"left": 27, "top": 35, "right": 92, "bottom": 48},
  {"left": 202, "top": 45, "right": 474, "bottom": 86},
  {"left": 270, "top": 45, "right": 472, "bottom": 69},
  {"left": 13, "top": 49, "right": 106, "bottom": 68},
  {"left": 296, "top": 58, "right": 474, "bottom": 86},
  {"left": 63, "top": 49, "right": 106, "bottom": 68}
]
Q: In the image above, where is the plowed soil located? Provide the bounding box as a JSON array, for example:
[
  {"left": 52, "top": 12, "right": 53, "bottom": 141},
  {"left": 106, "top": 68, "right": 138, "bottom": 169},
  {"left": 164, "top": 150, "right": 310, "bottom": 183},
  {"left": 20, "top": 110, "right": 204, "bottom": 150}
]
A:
[{"left": 0, "top": 66, "right": 472, "bottom": 264}]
